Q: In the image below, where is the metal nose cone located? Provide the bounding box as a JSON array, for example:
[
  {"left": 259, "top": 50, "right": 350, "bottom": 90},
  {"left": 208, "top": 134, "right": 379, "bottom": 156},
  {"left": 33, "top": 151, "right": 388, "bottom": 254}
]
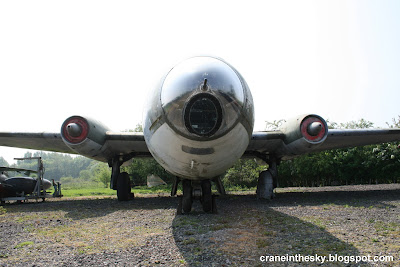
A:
[
  {"left": 307, "top": 122, "right": 322, "bottom": 136},
  {"left": 66, "top": 123, "right": 82, "bottom": 137}
]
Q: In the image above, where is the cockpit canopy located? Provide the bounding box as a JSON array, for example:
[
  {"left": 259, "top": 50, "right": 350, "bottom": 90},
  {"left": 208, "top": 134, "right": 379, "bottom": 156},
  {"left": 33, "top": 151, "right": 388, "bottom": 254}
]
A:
[{"left": 160, "top": 57, "right": 248, "bottom": 139}]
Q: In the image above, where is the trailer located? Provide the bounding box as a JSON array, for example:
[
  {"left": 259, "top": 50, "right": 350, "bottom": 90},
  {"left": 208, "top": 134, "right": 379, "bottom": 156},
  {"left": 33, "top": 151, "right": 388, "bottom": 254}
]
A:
[{"left": 0, "top": 157, "right": 62, "bottom": 204}]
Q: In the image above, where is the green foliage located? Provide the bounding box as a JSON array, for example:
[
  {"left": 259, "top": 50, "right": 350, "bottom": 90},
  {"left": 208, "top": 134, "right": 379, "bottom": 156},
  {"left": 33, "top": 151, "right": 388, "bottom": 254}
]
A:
[
  {"left": 94, "top": 164, "right": 111, "bottom": 188},
  {"left": 0, "top": 156, "right": 9, "bottom": 167},
  {"left": 386, "top": 115, "right": 400, "bottom": 128},
  {"left": 61, "top": 185, "right": 173, "bottom": 197},
  {"left": 59, "top": 162, "right": 111, "bottom": 189},
  {"left": 222, "top": 159, "right": 267, "bottom": 187},
  {"left": 13, "top": 151, "right": 92, "bottom": 181},
  {"left": 277, "top": 117, "right": 400, "bottom": 187},
  {"left": 0, "top": 206, "right": 6, "bottom": 215},
  {"left": 331, "top": 118, "right": 374, "bottom": 129},
  {"left": 14, "top": 241, "right": 34, "bottom": 249},
  {"left": 60, "top": 176, "right": 102, "bottom": 190},
  {"left": 122, "top": 158, "right": 175, "bottom": 186},
  {"left": 62, "top": 187, "right": 116, "bottom": 197}
]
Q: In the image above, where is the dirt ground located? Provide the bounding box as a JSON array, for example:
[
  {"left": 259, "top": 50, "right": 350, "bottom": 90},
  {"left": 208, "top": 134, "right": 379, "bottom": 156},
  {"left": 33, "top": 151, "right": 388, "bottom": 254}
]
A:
[{"left": 0, "top": 184, "right": 399, "bottom": 266}]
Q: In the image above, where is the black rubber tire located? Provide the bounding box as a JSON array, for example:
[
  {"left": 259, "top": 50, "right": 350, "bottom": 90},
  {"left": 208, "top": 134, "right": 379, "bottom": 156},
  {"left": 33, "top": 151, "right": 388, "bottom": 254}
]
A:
[
  {"left": 201, "top": 179, "right": 212, "bottom": 213},
  {"left": 117, "top": 172, "right": 131, "bottom": 201},
  {"left": 182, "top": 179, "right": 193, "bottom": 213}
]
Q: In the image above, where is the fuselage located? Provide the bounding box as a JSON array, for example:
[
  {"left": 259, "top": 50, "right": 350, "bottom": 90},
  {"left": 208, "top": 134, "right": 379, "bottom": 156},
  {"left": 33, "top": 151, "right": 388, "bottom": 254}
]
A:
[{"left": 144, "top": 56, "right": 254, "bottom": 180}]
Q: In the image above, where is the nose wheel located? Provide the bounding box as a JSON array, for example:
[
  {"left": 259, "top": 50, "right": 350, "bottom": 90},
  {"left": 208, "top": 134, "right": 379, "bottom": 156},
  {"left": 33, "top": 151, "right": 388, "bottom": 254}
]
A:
[
  {"left": 201, "top": 180, "right": 212, "bottom": 213},
  {"left": 182, "top": 179, "right": 193, "bottom": 213},
  {"left": 178, "top": 179, "right": 217, "bottom": 214}
]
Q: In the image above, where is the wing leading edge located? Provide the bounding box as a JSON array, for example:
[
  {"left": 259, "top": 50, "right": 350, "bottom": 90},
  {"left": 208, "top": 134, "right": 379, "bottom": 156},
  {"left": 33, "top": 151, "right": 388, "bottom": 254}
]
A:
[
  {"left": 0, "top": 131, "right": 150, "bottom": 162},
  {"left": 0, "top": 132, "right": 72, "bottom": 154}
]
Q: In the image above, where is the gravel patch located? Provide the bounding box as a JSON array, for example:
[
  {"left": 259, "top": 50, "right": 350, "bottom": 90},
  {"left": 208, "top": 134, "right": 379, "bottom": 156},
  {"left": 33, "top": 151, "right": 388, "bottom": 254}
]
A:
[{"left": 0, "top": 184, "right": 399, "bottom": 266}]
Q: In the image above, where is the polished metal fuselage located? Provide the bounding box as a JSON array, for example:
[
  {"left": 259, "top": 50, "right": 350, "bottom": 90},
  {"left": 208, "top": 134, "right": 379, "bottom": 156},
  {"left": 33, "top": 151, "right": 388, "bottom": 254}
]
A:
[{"left": 144, "top": 57, "right": 254, "bottom": 180}]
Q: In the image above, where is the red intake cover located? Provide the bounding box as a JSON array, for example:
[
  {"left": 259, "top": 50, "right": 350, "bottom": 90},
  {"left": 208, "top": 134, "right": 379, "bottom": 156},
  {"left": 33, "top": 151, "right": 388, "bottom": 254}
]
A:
[
  {"left": 301, "top": 116, "right": 326, "bottom": 142},
  {"left": 62, "top": 116, "right": 89, "bottom": 144}
]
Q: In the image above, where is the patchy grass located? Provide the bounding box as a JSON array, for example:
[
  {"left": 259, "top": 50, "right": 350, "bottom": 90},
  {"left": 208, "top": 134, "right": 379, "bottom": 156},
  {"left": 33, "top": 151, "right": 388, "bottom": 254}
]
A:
[
  {"left": 1, "top": 184, "right": 399, "bottom": 266},
  {"left": 14, "top": 241, "right": 34, "bottom": 249},
  {"left": 0, "top": 206, "right": 7, "bottom": 215},
  {"left": 182, "top": 237, "right": 198, "bottom": 245},
  {"left": 60, "top": 184, "right": 174, "bottom": 197}
]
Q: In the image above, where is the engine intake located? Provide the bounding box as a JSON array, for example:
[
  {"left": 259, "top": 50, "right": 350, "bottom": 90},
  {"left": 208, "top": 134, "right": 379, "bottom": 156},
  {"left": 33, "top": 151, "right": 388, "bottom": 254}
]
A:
[
  {"left": 300, "top": 116, "right": 327, "bottom": 142},
  {"left": 62, "top": 116, "right": 89, "bottom": 144},
  {"left": 279, "top": 114, "right": 328, "bottom": 156},
  {"left": 61, "top": 116, "right": 110, "bottom": 158}
]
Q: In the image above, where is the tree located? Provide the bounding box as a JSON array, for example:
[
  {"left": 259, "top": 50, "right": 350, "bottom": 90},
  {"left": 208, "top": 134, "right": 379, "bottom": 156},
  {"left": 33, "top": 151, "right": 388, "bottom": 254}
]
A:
[
  {"left": 13, "top": 151, "right": 93, "bottom": 181},
  {"left": 265, "top": 119, "right": 286, "bottom": 130},
  {"left": 122, "top": 158, "right": 175, "bottom": 185},
  {"left": 0, "top": 157, "right": 9, "bottom": 167},
  {"left": 277, "top": 117, "right": 400, "bottom": 187},
  {"left": 92, "top": 163, "right": 111, "bottom": 188},
  {"left": 222, "top": 159, "right": 267, "bottom": 188}
]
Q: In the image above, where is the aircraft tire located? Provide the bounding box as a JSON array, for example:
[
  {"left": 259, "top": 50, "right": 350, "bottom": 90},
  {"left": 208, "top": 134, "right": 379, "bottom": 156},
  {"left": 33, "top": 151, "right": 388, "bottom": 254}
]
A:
[
  {"left": 117, "top": 172, "right": 131, "bottom": 201},
  {"left": 182, "top": 179, "right": 192, "bottom": 213},
  {"left": 201, "top": 180, "right": 212, "bottom": 213}
]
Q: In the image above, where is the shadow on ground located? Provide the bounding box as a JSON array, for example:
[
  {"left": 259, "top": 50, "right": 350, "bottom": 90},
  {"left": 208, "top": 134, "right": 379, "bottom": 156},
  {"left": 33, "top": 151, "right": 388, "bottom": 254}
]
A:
[
  {"left": 172, "top": 194, "right": 373, "bottom": 266},
  {"left": 1, "top": 185, "right": 399, "bottom": 266}
]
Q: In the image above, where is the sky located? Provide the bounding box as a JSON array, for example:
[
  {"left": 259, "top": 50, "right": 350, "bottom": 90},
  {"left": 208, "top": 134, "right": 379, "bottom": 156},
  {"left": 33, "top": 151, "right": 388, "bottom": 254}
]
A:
[{"left": 0, "top": 0, "right": 399, "bottom": 164}]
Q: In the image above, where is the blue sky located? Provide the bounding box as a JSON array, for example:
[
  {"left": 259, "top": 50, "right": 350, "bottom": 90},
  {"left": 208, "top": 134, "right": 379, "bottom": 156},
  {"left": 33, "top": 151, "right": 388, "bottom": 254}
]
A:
[{"left": 0, "top": 0, "right": 399, "bottom": 164}]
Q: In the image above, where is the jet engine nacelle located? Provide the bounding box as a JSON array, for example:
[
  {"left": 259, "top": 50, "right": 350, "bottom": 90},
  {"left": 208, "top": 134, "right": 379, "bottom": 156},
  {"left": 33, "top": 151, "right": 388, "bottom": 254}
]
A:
[
  {"left": 279, "top": 114, "right": 328, "bottom": 156},
  {"left": 61, "top": 116, "right": 110, "bottom": 159}
]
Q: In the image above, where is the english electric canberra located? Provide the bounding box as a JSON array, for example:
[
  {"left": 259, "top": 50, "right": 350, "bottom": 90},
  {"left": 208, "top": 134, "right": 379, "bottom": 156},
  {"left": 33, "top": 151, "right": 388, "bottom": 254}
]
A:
[{"left": 1, "top": 56, "right": 400, "bottom": 213}]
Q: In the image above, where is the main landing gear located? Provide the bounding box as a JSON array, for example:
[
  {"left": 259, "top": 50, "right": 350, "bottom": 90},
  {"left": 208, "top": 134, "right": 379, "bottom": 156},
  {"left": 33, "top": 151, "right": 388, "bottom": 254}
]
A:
[
  {"left": 110, "top": 157, "right": 134, "bottom": 201},
  {"left": 174, "top": 178, "right": 222, "bottom": 214},
  {"left": 117, "top": 172, "right": 134, "bottom": 201},
  {"left": 256, "top": 157, "right": 278, "bottom": 200}
]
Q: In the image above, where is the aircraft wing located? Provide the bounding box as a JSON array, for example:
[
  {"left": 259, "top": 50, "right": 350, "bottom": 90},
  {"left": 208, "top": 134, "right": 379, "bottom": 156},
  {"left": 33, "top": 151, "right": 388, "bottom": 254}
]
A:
[
  {"left": 247, "top": 128, "right": 400, "bottom": 160},
  {"left": 0, "top": 131, "right": 150, "bottom": 162},
  {"left": 312, "top": 129, "right": 400, "bottom": 152},
  {"left": 0, "top": 132, "right": 73, "bottom": 154},
  {"left": 2, "top": 126, "right": 400, "bottom": 164},
  {"left": 0, "top": 166, "right": 38, "bottom": 173}
]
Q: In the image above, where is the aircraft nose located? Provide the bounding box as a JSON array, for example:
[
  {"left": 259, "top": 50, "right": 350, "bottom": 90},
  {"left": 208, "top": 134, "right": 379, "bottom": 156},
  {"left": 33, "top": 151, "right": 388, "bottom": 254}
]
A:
[
  {"left": 66, "top": 123, "right": 82, "bottom": 137},
  {"left": 307, "top": 122, "right": 323, "bottom": 136}
]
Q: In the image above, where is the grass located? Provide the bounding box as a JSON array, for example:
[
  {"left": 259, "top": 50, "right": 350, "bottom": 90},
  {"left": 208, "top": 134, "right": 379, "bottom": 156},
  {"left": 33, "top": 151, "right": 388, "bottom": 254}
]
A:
[
  {"left": 0, "top": 206, "right": 7, "bottom": 215},
  {"left": 182, "top": 237, "right": 198, "bottom": 245},
  {"left": 49, "top": 183, "right": 261, "bottom": 198},
  {"left": 61, "top": 187, "right": 116, "bottom": 197},
  {"left": 14, "top": 241, "right": 34, "bottom": 249},
  {"left": 59, "top": 184, "right": 172, "bottom": 197}
]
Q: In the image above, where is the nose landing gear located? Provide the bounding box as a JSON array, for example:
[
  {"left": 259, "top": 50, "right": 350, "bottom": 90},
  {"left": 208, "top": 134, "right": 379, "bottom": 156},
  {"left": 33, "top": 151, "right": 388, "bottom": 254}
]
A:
[{"left": 176, "top": 178, "right": 219, "bottom": 214}]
